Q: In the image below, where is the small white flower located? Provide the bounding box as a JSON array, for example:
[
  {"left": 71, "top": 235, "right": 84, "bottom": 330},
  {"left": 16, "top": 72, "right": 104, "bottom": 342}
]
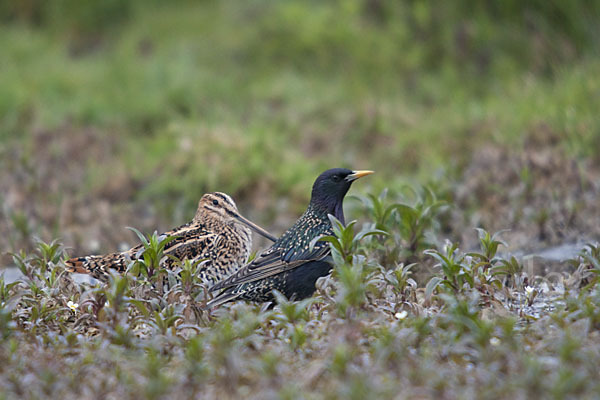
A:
[
  {"left": 67, "top": 300, "right": 79, "bottom": 312},
  {"left": 442, "top": 239, "right": 453, "bottom": 254},
  {"left": 395, "top": 310, "right": 408, "bottom": 320},
  {"left": 525, "top": 286, "right": 535, "bottom": 295},
  {"left": 489, "top": 337, "right": 501, "bottom": 346},
  {"left": 104, "top": 301, "right": 110, "bottom": 308}
]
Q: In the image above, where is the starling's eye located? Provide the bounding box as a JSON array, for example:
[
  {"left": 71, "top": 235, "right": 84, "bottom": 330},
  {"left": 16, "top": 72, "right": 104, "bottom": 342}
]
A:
[
  {"left": 212, "top": 199, "right": 219, "bottom": 206},
  {"left": 332, "top": 175, "right": 341, "bottom": 182}
]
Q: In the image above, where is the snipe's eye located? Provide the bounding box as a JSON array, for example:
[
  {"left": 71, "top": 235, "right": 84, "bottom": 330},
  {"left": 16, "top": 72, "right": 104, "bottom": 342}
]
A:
[
  {"left": 212, "top": 199, "right": 219, "bottom": 206},
  {"left": 332, "top": 175, "right": 341, "bottom": 182}
]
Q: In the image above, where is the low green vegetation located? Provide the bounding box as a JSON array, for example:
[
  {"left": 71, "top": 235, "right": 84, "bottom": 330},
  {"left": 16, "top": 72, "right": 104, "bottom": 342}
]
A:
[
  {"left": 1, "top": 212, "right": 600, "bottom": 397},
  {"left": 1, "top": 1, "right": 600, "bottom": 398},
  {"left": 1, "top": 0, "right": 599, "bottom": 220}
]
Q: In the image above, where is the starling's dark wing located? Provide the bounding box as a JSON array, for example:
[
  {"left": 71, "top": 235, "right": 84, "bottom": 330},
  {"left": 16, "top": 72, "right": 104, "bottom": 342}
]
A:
[{"left": 209, "top": 241, "right": 331, "bottom": 292}]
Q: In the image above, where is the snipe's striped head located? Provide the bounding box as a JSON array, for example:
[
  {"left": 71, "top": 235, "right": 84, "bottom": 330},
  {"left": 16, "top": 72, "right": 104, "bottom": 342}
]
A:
[
  {"left": 196, "top": 192, "right": 276, "bottom": 241},
  {"left": 196, "top": 192, "right": 239, "bottom": 221}
]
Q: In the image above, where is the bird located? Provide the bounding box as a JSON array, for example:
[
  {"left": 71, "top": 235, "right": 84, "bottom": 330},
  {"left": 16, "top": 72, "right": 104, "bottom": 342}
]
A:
[
  {"left": 65, "top": 192, "right": 277, "bottom": 285},
  {"left": 207, "top": 168, "right": 373, "bottom": 307}
]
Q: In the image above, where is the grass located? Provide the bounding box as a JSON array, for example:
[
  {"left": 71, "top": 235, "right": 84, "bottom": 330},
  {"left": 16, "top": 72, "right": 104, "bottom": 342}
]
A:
[
  {"left": 1, "top": 1, "right": 599, "bottom": 220},
  {"left": 1, "top": 1, "right": 600, "bottom": 397},
  {"left": 1, "top": 217, "right": 600, "bottom": 398}
]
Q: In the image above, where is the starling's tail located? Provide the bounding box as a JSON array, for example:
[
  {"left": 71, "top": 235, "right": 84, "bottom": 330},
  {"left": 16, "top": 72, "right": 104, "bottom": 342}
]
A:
[
  {"left": 65, "top": 253, "right": 129, "bottom": 280},
  {"left": 205, "top": 289, "right": 243, "bottom": 309}
]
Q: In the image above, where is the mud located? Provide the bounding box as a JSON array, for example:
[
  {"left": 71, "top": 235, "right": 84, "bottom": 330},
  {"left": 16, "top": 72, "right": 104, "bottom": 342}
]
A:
[
  {"left": 451, "top": 127, "right": 600, "bottom": 252},
  {"left": 1, "top": 125, "right": 598, "bottom": 276},
  {"left": 0, "top": 126, "right": 154, "bottom": 265}
]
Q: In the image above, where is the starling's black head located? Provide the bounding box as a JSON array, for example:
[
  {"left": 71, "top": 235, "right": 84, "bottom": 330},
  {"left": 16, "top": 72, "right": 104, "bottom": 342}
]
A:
[{"left": 310, "top": 168, "right": 374, "bottom": 221}]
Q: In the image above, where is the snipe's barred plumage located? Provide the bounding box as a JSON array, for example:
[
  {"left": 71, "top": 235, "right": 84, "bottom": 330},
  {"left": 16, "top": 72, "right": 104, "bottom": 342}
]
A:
[
  {"left": 65, "top": 192, "right": 276, "bottom": 285},
  {"left": 208, "top": 168, "right": 373, "bottom": 307}
]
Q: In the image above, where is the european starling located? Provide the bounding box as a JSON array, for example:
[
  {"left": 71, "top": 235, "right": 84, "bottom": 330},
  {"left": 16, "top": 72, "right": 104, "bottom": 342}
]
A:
[
  {"left": 208, "top": 168, "right": 373, "bottom": 307},
  {"left": 65, "top": 192, "right": 276, "bottom": 285}
]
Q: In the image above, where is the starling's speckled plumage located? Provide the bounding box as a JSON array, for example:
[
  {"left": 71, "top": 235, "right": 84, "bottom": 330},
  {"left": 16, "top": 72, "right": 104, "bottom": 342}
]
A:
[
  {"left": 208, "top": 168, "right": 373, "bottom": 307},
  {"left": 65, "top": 192, "right": 276, "bottom": 285}
]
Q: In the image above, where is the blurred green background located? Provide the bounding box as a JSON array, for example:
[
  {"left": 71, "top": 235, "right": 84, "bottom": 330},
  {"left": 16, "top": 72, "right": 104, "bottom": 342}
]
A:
[{"left": 1, "top": 0, "right": 599, "bottom": 259}]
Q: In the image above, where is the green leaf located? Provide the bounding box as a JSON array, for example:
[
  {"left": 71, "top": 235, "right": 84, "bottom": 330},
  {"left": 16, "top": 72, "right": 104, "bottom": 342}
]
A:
[
  {"left": 126, "top": 227, "right": 150, "bottom": 247},
  {"left": 128, "top": 299, "right": 151, "bottom": 318},
  {"left": 354, "top": 229, "right": 389, "bottom": 242},
  {"left": 425, "top": 277, "right": 443, "bottom": 299},
  {"left": 316, "top": 235, "right": 343, "bottom": 255}
]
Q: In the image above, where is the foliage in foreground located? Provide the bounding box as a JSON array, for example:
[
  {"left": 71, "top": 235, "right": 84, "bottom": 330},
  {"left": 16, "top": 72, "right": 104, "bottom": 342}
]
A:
[
  {"left": 1, "top": 191, "right": 600, "bottom": 399},
  {"left": 2, "top": 0, "right": 600, "bottom": 214},
  {"left": 2, "top": 0, "right": 599, "bottom": 268}
]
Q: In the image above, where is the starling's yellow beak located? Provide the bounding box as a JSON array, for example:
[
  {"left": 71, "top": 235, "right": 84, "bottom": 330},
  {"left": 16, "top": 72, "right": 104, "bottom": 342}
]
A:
[
  {"left": 346, "top": 170, "right": 374, "bottom": 181},
  {"left": 234, "top": 214, "right": 278, "bottom": 242}
]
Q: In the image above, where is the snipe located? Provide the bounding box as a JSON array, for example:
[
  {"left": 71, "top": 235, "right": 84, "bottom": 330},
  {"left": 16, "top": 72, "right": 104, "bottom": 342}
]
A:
[{"left": 65, "top": 192, "right": 276, "bottom": 285}]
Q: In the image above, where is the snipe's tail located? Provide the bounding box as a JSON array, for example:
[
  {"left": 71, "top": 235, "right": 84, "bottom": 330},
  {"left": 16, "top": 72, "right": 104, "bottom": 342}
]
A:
[{"left": 65, "top": 253, "right": 129, "bottom": 280}]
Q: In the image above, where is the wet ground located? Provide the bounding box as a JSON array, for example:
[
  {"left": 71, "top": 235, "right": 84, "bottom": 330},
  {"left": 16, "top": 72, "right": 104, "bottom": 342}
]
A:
[
  {"left": 1, "top": 239, "right": 591, "bottom": 328},
  {"left": 451, "top": 128, "right": 600, "bottom": 252},
  {"left": 1, "top": 129, "right": 599, "bottom": 324}
]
